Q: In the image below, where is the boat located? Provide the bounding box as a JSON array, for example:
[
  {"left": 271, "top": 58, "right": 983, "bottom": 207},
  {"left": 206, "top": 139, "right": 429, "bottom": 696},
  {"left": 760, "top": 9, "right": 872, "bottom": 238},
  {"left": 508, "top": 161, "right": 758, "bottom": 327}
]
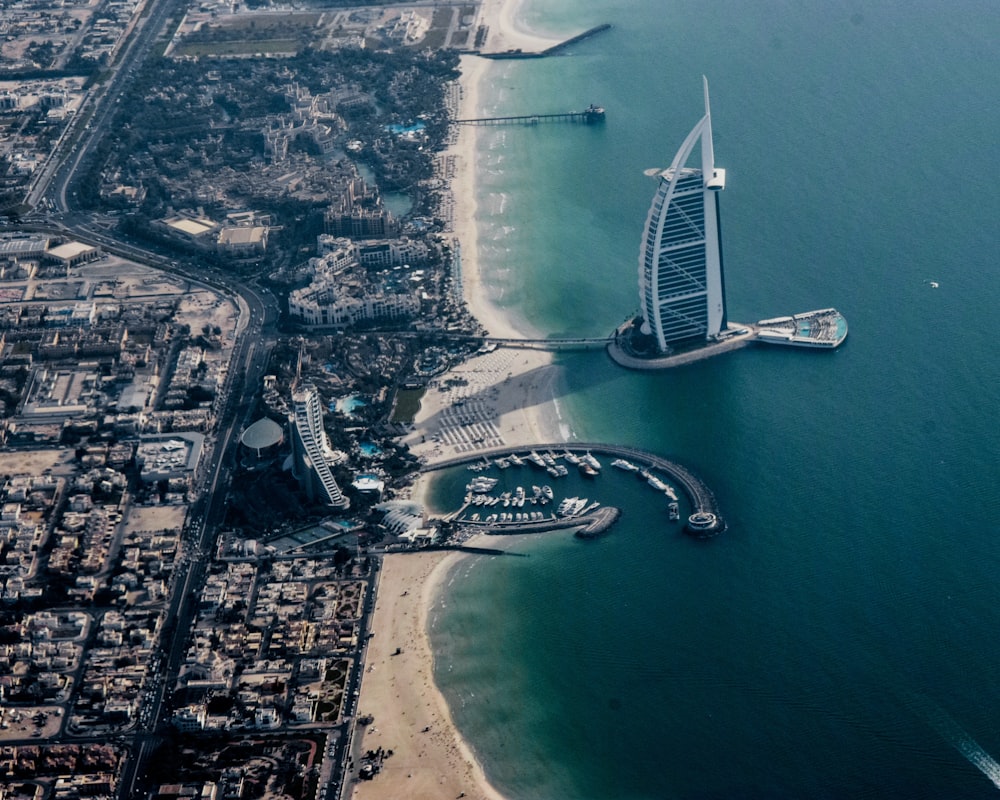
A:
[
  {"left": 579, "top": 463, "right": 599, "bottom": 478},
  {"left": 542, "top": 452, "right": 557, "bottom": 467},
  {"left": 547, "top": 464, "right": 568, "bottom": 478},
  {"left": 668, "top": 502, "right": 680, "bottom": 521},
  {"left": 557, "top": 497, "right": 589, "bottom": 517},
  {"left": 541, "top": 485, "right": 554, "bottom": 501},
  {"left": 556, "top": 497, "right": 576, "bottom": 516},
  {"left": 611, "top": 458, "right": 640, "bottom": 472},
  {"left": 494, "top": 457, "right": 510, "bottom": 469},
  {"left": 513, "top": 486, "right": 526, "bottom": 506},
  {"left": 582, "top": 452, "right": 602, "bottom": 471},
  {"left": 562, "top": 450, "right": 581, "bottom": 465},
  {"left": 467, "top": 476, "right": 499, "bottom": 493},
  {"left": 508, "top": 453, "right": 524, "bottom": 466},
  {"left": 528, "top": 450, "right": 547, "bottom": 468},
  {"left": 646, "top": 473, "right": 669, "bottom": 492}
]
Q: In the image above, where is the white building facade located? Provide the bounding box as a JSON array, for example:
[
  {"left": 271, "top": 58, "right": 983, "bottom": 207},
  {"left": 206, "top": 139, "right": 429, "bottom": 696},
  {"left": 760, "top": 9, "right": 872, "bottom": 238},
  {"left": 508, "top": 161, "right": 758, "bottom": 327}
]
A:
[{"left": 639, "top": 78, "right": 728, "bottom": 352}]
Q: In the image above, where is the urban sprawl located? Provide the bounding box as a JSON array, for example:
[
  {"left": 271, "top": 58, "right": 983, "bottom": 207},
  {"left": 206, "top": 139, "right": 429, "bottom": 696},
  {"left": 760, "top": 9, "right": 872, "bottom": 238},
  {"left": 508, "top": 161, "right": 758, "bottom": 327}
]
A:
[{"left": 0, "top": 0, "right": 494, "bottom": 798}]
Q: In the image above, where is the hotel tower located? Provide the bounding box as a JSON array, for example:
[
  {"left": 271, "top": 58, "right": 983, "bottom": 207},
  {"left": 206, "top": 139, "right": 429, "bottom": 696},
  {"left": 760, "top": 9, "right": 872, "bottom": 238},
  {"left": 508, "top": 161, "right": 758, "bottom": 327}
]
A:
[
  {"left": 290, "top": 383, "right": 350, "bottom": 510},
  {"left": 638, "top": 77, "right": 727, "bottom": 352}
]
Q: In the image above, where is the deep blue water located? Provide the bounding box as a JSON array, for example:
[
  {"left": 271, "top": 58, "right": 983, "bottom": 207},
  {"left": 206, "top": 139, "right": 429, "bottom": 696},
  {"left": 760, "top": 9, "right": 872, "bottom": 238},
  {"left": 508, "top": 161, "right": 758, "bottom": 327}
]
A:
[{"left": 429, "top": 2, "right": 1000, "bottom": 797}]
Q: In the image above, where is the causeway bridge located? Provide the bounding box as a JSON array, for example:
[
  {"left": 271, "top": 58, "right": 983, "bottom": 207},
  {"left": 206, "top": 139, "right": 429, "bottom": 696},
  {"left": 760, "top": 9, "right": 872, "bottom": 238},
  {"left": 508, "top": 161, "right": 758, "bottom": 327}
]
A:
[
  {"left": 483, "top": 335, "right": 612, "bottom": 352},
  {"left": 422, "top": 442, "right": 725, "bottom": 535}
]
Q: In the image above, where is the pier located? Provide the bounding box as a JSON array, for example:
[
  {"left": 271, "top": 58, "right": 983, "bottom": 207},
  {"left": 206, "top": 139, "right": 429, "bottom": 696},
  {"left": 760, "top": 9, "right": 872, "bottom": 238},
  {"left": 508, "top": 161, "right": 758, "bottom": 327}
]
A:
[{"left": 455, "top": 104, "right": 605, "bottom": 126}]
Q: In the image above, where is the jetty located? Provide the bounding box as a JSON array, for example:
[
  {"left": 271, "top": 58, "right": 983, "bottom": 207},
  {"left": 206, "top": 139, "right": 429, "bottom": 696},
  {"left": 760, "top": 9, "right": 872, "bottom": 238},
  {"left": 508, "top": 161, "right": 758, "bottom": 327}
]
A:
[
  {"left": 481, "top": 24, "right": 612, "bottom": 59},
  {"left": 455, "top": 104, "right": 605, "bottom": 126}
]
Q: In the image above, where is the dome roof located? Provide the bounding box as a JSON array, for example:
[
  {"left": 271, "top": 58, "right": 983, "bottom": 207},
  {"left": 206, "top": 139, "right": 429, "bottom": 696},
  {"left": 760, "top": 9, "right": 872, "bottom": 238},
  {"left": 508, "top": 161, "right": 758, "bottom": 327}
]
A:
[{"left": 241, "top": 417, "right": 284, "bottom": 450}]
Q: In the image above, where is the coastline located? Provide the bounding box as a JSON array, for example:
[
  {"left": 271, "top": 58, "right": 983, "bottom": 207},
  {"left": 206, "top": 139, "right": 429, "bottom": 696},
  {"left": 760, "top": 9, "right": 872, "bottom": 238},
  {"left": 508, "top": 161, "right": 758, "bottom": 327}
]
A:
[
  {"left": 350, "top": 3, "right": 569, "bottom": 799},
  {"left": 349, "top": 548, "right": 508, "bottom": 800}
]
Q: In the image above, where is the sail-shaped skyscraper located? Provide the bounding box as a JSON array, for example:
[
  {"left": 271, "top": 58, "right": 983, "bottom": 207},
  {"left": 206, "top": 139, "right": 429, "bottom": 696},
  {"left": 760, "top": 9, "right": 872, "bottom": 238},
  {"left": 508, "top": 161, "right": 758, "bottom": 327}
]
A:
[{"left": 638, "top": 77, "right": 727, "bottom": 352}]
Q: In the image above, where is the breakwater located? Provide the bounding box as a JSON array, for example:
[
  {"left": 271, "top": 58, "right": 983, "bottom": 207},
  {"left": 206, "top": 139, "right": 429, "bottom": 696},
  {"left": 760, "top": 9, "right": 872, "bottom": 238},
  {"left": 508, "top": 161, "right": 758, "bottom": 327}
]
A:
[{"left": 481, "top": 24, "right": 612, "bottom": 59}]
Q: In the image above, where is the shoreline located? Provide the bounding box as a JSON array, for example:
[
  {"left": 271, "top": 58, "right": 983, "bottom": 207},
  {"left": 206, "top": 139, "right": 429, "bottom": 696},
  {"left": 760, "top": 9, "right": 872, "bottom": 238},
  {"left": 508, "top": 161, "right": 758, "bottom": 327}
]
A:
[
  {"left": 349, "top": 548, "right": 508, "bottom": 800},
  {"left": 350, "top": 2, "right": 570, "bottom": 799}
]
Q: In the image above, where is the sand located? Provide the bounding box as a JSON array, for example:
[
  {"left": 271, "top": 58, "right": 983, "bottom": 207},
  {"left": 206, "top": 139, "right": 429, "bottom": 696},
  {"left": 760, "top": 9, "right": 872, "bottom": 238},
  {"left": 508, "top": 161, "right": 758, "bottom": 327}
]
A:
[
  {"left": 478, "top": 0, "right": 564, "bottom": 54},
  {"left": 350, "top": 549, "right": 507, "bottom": 800},
  {"left": 349, "top": 3, "right": 574, "bottom": 798}
]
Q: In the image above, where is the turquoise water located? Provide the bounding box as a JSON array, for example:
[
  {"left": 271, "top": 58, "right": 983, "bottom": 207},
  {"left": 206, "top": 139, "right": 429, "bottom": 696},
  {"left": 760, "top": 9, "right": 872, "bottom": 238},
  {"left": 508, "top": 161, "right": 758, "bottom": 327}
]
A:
[
  {"left": 430, "top": 1, "right": 1000, "bottom": 798},
  {"left": 334, "top": 395, "right": 366, "bottom": 416}
]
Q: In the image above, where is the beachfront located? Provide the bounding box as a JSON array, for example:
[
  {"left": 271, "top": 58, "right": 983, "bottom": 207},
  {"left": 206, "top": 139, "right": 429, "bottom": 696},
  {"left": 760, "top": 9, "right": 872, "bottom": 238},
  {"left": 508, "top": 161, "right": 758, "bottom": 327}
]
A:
[{"left": 348, "top": 2, "right": 568, "bottom": 799}]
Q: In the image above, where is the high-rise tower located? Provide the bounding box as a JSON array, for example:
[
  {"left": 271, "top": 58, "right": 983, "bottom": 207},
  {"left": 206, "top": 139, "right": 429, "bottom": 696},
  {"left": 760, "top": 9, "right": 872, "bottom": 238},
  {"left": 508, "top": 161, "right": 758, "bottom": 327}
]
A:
[
  {"left": 638, "top": 77, "right": 727, "bottom": 352},
  {"left": 289, "top": 383, "right": 350, "bottom": 510}
]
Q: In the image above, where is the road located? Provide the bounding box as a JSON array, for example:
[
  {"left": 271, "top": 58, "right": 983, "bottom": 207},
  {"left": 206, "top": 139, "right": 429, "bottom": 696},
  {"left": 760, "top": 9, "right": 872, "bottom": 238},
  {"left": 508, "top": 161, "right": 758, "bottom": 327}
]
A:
[{"left": 27, "top": 0, "right": 185, "bottom": 212}]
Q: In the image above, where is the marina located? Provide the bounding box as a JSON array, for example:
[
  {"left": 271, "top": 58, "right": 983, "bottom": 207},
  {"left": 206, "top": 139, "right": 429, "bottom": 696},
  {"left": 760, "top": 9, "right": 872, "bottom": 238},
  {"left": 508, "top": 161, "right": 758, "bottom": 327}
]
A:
[{"left": 424, "top": 442, "right": 725, "bottom": 538}]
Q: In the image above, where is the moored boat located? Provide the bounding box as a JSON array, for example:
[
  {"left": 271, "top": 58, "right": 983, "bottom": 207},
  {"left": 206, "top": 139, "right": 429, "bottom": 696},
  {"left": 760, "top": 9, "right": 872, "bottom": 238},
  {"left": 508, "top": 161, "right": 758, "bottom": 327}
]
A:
[
  {"left": 467, "top": 476, "right": 499, "bottom": 493},
  {"left": 563, "top": 450, "right": 581, "bottom": 465}
]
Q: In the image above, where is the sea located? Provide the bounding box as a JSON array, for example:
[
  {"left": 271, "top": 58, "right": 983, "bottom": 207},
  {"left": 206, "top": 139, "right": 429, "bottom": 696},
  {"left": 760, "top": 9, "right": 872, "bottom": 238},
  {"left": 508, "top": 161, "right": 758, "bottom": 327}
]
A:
[{"left": 426, "top": 1, "right": 1000, "bottom": 797}]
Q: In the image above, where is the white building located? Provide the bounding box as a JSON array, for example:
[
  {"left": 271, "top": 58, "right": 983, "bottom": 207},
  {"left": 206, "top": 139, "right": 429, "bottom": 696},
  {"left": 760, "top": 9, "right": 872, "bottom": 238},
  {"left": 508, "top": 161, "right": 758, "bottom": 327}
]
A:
[
  {"left": 289, "top": 384, "right": 350, "bottom": 509},
  {"left": 638, "top": 77, "right": 727, "bottom": 352}
]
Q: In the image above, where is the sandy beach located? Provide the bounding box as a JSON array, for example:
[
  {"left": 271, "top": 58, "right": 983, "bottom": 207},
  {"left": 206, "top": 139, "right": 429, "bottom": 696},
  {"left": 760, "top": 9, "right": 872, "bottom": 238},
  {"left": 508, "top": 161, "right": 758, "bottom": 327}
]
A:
[
  {"left": 350, "top": 549, "right": 507, "bottom": 800},
  {"left": 349, "top": 3, "right": 572, "bottom": 798}
]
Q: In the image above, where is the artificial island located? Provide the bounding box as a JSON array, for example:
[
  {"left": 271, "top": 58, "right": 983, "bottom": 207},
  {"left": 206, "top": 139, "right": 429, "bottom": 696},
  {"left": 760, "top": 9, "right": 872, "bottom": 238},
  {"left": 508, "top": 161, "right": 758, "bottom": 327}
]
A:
[{"left": 608, "top": 78, "right": 848, "bottom": 369}]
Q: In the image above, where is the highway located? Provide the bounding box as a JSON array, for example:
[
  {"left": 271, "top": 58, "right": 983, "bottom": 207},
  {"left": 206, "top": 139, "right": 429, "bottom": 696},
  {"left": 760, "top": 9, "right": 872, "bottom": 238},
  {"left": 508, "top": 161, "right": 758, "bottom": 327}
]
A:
[{"left": 29, "top": 0, "right": 187, "bottom": 213}]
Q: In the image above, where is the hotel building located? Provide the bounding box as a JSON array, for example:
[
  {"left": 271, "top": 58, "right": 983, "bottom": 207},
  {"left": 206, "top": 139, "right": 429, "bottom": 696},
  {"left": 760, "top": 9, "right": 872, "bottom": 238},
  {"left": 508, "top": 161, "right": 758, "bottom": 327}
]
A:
[
  {"left": 638, "top": 78, "right": 727, "bottom": 352},
  {"left": 289, "top": 384, "right": 350, "bottom": 510}
]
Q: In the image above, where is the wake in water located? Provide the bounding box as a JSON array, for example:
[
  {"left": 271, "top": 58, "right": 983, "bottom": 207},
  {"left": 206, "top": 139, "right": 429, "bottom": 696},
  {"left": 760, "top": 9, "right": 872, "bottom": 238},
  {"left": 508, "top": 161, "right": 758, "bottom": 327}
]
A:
[{"left": 909, "top": 693, "right": 1000, "bottom": 789}]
